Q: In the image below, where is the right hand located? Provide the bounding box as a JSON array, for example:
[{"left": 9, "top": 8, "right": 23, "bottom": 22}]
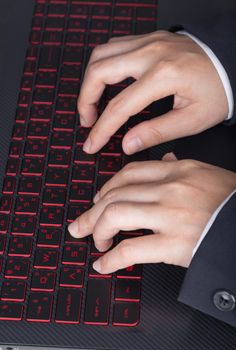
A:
[{"left": 78, "top": 31, "right": 228, "bottom": 155}]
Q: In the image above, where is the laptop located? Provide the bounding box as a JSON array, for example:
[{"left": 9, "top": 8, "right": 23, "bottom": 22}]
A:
[{"left": 0, "top": 0, "right": 236, "bottom": 349}]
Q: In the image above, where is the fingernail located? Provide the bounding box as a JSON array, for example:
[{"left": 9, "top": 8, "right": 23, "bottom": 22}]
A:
[
  {"left": 83, "top": 137, "right": 91, "bottom": 153},
  {"left": 68, "top": 221, "right": 79, "bottom": 237},
  {"left": 93, "top": 191, "right": 100, "bottom": 203},
  {"left": 93, "top": 259, "right": 101, "bottom": 273},
  {"left": 125, "top": 137, "right": 143, "bottom": 154}
]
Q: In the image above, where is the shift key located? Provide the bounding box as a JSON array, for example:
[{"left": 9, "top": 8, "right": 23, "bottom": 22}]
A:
[{"left": 84, "top": 279, "right": 111, "bottom": 325}]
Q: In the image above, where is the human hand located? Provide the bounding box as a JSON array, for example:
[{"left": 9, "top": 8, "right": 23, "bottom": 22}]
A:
[
  {"left": 68, "top": 156, "right": 236, "bottom": 274},
  {"left": 78, "top": 31, "right": 228, "bottom": 155}
]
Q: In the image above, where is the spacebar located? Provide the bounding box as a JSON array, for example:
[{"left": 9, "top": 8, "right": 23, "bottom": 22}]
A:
[{"left": 84, "top": 279, "right": 111, "bottom": 325}]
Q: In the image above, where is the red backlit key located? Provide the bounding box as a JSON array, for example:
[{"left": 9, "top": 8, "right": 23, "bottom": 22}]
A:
[
  {"left": 43, "top": 31, "right": 63, "bottom": 45},
  {"left": 36, "top": 71, "right": 57, "bottom": 88},
  {"left": 0, "top": 196, "right": 13, "bottom": 214},
  {"left": 1, "top": 281, "right": 26, "bottom": 302},
  {"left": 38, "top": 47, "right": 61, "bottom": 72},
  {"left": 24, "top": 60, "right": 36, "bottom": 75},
  {"left": 60, "top": 64, "right": 81, "bottom": 80},
  {"left": 26, "top": 293, "right": 53, "bottom": 322},
  {"left": 45, "top": 17, "right": 65, "bottom": 31},
  {"left": 56, "top": 97, "right": 77, "bottom": 113},
  {"left": 8, "top": 237, "right": 33, "bottom": 257},
  {"left": 0, "top": 214, "right": 9, "bottom": 234},
  {"left": 15, "top": 196, "right": 39, "bottom": 215},
  {"left": 21, "top": 158, "right": 45, "bottom": 176},
  {"left": 113, "top": 302, "right": 140, "bottom": 327},
  {"left": 62, "top": 245, "right": 87, "bottom": 266},
  {"left": 74, "top": 146, "right": 96, "bottom": 165},
  {"left": 30, "top": 30, "right": 41, "bottom": 45},
  {"left": 45, "top": 168, "right": 68, "bottom": 186},
  {"left": 11, "top": 216, "right": 36, "bottom": 236},
  {"left": 24, "top": 139, "right": 48, "bottom": 157},
  {"left": 114, "top": 6, "right": 133, "bottom": 19},
  {"left": 0, "top": 236, "right": 6, "bottom": 254},
  {"left": 18, "top": 176, "right": 42, "bottom": 195},
  {"left": 43, "top": 187, "right": 66, "bottom": 206},
  {"left": 84, "top": 279, "right": 111, "bottom": 325},
  {"left": 92, "top": 5, "right": 111, "bottom": 18},
  {"left": 53, "top": 114, "right": 75, "bottom": 131},
  {"left": 9, "top": 141, "right": 22, "bottom": 158},
  {"left": 32, "top": 16, "right": 43, "bottom": 30},
  {"left": 34, "top": 249, "right": 59, "bottom": 269},
  {"left": 51, "top": 131, "right": 74, "bottom": 149},
  {"left": 91, "top": 19, "right": 109, "bottom": 32},
  {"left": 69, "top": 183, "right": 93, "bottom": 202},
  {"left": 5, "top": 258, "right": 30, "bottom": 279},
  {"left": 76, "top": 127, "right": 90, "bottom": 145},
  {"left": 2, "top": 177, "right": 16, "bottom": 195},
  {"left": 115, "top": 280, "right": 141, "bottom": 301},
  {"left": 37, "top": 228, "right": 62, "bottom": 248},
  {"left": 116, "top": 265, "right": 142, "bottom": 279},
  {"left": 88, "top": 258, "right": 111, "bottom": 279},
  {"left": 48, "top": 149, "right": 71, "bottom": 168},
  {"left": 136, "top": 7, "right": 156, "bottom": 20},
  {"left": 58, "top": 81, "right": 79, "bottom": 97},
  {"left": 6, "top": 158, "right": 20, "bottom": 176},
  {"left": 0, "top": 257, "right": 3, "bottom": 273},
  {"left": 100, "top": 137, "right": 122, "bottom": 156},
  {"left": 88, "top": 33, "right": 108, "bottom": 46},
  {"left": 26, "top": 46, "right": 38, "bottom": 60},
  {"left": 34, "top": 3, "right": 45, "bottom": 17},
  {"left": 48, "top": 4, "right": 67, "bottom": 17},
  {"left": 67, "top": 203, "right": 90, "bottom": 223},
  {"left": 15, "top": 107, "right": 28, "bottom": 123},
  {"left": 72, "top": 165, "right": 95, "bottom": 183},
  {"left": 64, "top": 227, "right": 88, "bottom": 244},
  {"left": 113, "top": 20, "right": 131, "bottom": 34},
  {"left": 66, "top": 32, "right": 85, "bottom": 46},
  {"left": 68, "top": 18, "right": 87, "bottom": 32},
  {"left": 30, "top": 105, "right": 52, "bottom": 122},
  {"left": 27, "top": 121, "right": 50, "bottom": 139},
  {"left": 70, "top": 4, "right": 88, "bottom": 18},
  {"left": 31, "top": 270, "right": 56, "bottom": 291},
  {"left": 0, "top": 302, "right": 23, "bottom": 320},
  {"left": 40, "top": 207, "right": 64, "bottom": 227},
  {"left": 59, "top": 267, "right": 84, "bottom": 287},
  {"left": 63, "top": 46, "right": 83, "bottom": 64},
  {"left": 12, "top": 124, "right": 25, "bottom": 140},
  {"left": 99, "top": 156, "right": 122, "bottom": 174},
  {"left": 21, "top": 76, "right": 33, "bottom": 91},
  {"left": 33, "top": 88, "right": 55, "bottom": 104},
  {"left": 55, "top": 289, "right": 82, "bottom": 323}
]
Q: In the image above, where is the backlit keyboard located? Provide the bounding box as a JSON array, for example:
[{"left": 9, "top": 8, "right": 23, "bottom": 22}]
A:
[{"left": 0, "top": 0, "right": 157, "bottom": 326}]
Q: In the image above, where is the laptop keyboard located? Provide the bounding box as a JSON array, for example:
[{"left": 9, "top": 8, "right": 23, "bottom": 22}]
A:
[{"left": 0, "top": 0, "right": 157, "bottom": 326}]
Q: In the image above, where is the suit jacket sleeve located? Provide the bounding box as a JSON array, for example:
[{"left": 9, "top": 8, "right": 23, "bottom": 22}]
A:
[
  {"left": 178, "top": 193, "right": 236, "bottom": 327},
  {"left": 172, "top": 9, "right": 236, "bottom": 125}
]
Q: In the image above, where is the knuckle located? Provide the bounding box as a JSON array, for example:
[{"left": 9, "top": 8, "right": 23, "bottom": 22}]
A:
[
  {"left": 103, "top": 203, "right": 119, "bottom": 223},
  {"left": 107, "top": 96, "right": 123, "bottom": 115},
  {"left": 143, "top": 121, "right": 164, "bottom": 144},
  {"left": 179, "top": 159, "right": 199, "bottom": 170},
  {"left": 155, "top": 60, "right": 179, "bottom": 80},
  {"left": 121, "top": 162, "right": 138, "bottom": 178},
  {"left": 103, "top": 188, "right": 119, "bottom": 203},
  {"left": 90, "top": 44, "right": 106, "bottom": 62},
  {"left": 117, "top": 240, "right": 134, "bottom": 264}
]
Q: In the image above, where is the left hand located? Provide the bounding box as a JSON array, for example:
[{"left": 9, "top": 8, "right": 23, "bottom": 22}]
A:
[{"left": 68, "top": 156, "right": 236, "bottom": 274}]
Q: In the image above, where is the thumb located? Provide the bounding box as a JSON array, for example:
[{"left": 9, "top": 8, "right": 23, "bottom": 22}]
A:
[{"left": 122, "top": 105, "right": 200, "bottom": 155}]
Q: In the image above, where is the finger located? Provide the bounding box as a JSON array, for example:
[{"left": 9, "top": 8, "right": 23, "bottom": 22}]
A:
[
  {"left": 162, "top": 152, "right": 178, "bottom": 161},
  {"left": 122, "top": 104, "right": 201, "bottom": 154},
  {"left": 94, "top": 160, "right": 178, "bottom": 203},
  {"left": 92, "top": 234, "right": 173, "bottom": 274},
  {"left": 93, "top": 202, "right": 170, "bottom": 251},
  {"left": 83, "top": 75, "right": 172, "bottom": 153}
]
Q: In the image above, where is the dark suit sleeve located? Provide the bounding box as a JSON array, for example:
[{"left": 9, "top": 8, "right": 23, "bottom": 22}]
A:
[
  {"left": 178, "top": 193, "right": 236, "bottom": 327},
  {"left": 172, "top": 10, "right": 236, "bottom": 125}
]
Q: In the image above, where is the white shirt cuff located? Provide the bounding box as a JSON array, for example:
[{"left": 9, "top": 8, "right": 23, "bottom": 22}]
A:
[
  {"left": 178, "top": 31, "right": 234, "bottom": 120},
  {"left": 192, "top": 189, "right": 236, "bottom": 257}
]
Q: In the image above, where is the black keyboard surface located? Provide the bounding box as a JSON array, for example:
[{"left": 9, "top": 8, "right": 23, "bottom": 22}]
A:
[{"left": 0, "top": 0, "right": 157, "bottom": 326}]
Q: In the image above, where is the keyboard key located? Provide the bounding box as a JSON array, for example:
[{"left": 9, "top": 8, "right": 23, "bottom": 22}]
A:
[
  {"left": 26, "top": 46, "right": 38, "bottom": 60},
  {"left": 56, "top": 97, "right": 77, "bottom": 113},
  {"left": 11, "top": 216, "right": 36, "bottom": 236},
  {"left": 34, "top": 249, "right": 59, "bottom": 269},
  {"left": 92, "top": 5, "right": 111, "bottom": 18},
  {"left": 34, "top": 3, "right": 45, "bottom": 17},
  {"left": 67, "top": 203, "right": 90, "bottom": 223},
  {"left": 43, "top": 187, "right": 66, "bottom": 206},
  {"left": 0, "top": 236, "right": 6, "bottom": 254},
  {"left": 21, "top": 158, "right": 45, "bottom": 176},
  {"left": 31, "top": 270, "right": 56, "bottom": 291},
  {"left": 99, "top": 156, "right": 122, "bottom": 174},
  {"left": 96, "top": 174, "right": 113, "bottom": 191},
  {"left": 55, "top": 289, "right": 82, "bottom": 323},
  {"left": 40, "top": 207, "right": 64, "bottom": 227},
  {"left": 62, "top": 245, "right": 87, "bottom": 265},
  {"left": 27, "top": 121, "right": 50, "bottom": 139},
  {"left": 9, "top": 141, "right": 22, "bottom": 158},
  {"left": 76, "top": 127, "right": 90, "bottom": 145},
  {"left": 48, "top": 4, "right": 67, "bottom": 17},
  {"left": 45, "top": 168, "right": 69, "bottom": 186},
  {"left": 88, "top": 33, "right": 108, "bottom": 46},
  {"left": 8, "top": 237, "right": 33, "bottom": 257},
  {"left": 100, "top": 137, "right": 122, "bottom": 155},
  {"left": 18, "top": 176, "right": 42, "bottom": 195},
  {"left": 51, "top": 131, "right": 74, "bottom": 149},
  {"left": 24, "top": 60, "right": 36, "bottom": 76},
  {"left": 69, "top": 183, "right": 93, "bottom": 202},
  {"left": 64, "top": 227, "right": 88, "bottom": 244},
  {"left": 24, "top": 139, "right": 48, "bottom": 157},
  {"left": 0, "top": 214, "right": 10, "bottom": 234},
  {"left": 0, "top": 302, "right": 23, "bottom": 321},
  {"left": 21, "top": 76, "right": 33, "bottom": 91},
  {"left": 1, "top": 281, "right": 26, "bottom": 302},
  {"left": 39, "top": 47, "right": 61, "bottom": 72},
  {"left": 88, "top": 258, "right": 112, "bottom": 278},
  {"left": 116, "top": 265, "right": 142, "bottom": 279},
  {"left": 66, "top": 32, "right": 85, "bottom": 46},
  {"left": 70, "top": 4, "right": 88, "bottom": 18},
  {"left": 30, "top": 30, "right": 41, "bottom": 45},
  {"left": 15, "top": 196, "right": 39, "bottom": 215},
  {"left": 5, "top": 258, "right": 30, "bottom": 279},
  {"left": 36, "top": 71, "right": 57, "bottom": 87},
  {"left": 30, "top": 105, "right": 52, "bottom": 122},
  {"left": 114, "top": 6, "right": 133, "bottom": 19},
  {"left": 113, "top": 302, "right": 140, "bottom": 326},
  {"left": 113, "top": 20, "right": 132, "bottom": 34},
  {"left": 6, "top": 158, "right": 20, "bottom": 176},
  {"left": 32, "top": 16, "right": 43, "bottom": 30},
  {"left": 12, "top": 124, "right": 25, "bottom": 140},
  {"left": 84, "top": 279, "right": 111, "bottom": 325},
  {"left": 68, "top": 18, "right": 87, "bottom": 32},
  {"left": 60, "top": 267, "right": 84, "bottom": 287},
  {"left": 27, "top": 293, "right": 53, "bottom": 322},
  {"left": 63, "top": 46, "right": 84, "bottom": 64},
  {"left": 136, "top": 7, "right": 156, "bottom": 20},
  {"left": 48, "top": 149, "right": 71, "bottom": 168},
  {"left": 15, "top": 107, "right": 28, "bottom": 123},
  {"left": 72, "top": 164, "right": 95, "bottom": 183},
  {"left": 60, "top": 64, "right": 81, "bottom": 80},
  {"left": 115, "top": 279, "right": 141, "bottom": 301},
  {"left": 37, "top": 228, "right": 62, "bottom": 248},
  {"left": 2, "top": 177, "right": 16, "bottom": 195},
  {"left": 43, "top": 31, "right": 63, "bottom": 45},
  {"left": 45, "top": 17, "right": 65, "bottom": 31},
  {"left": 0, "top": 196, "right": 13, "bottom": 214},
  {"left": 74, "top": 146, "right": 96, "bottom": 164},
  {"left": 33, "top": 88, "right": 55, "bottom": 104},
  {"left": 91, "top": 19, "right": 109, "bottom": 32}
]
